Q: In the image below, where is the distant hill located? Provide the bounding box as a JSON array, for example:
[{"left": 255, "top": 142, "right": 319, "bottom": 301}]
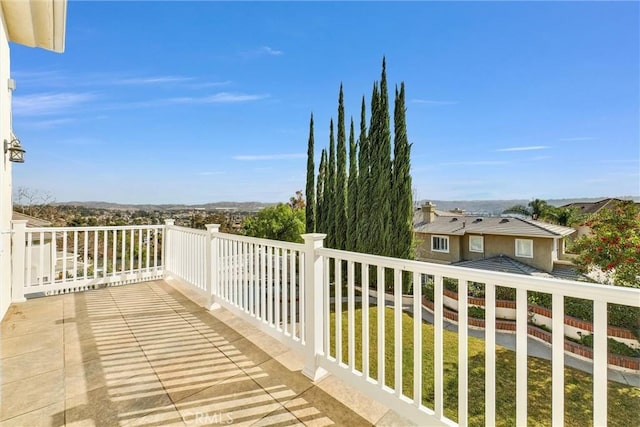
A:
[
  {"left": 417, "top": 196, "right": 640, "bottom": 216},
  {"left": 54, "top": 201, "right": 275, "bottom": 212},
  {"left": 53, "top": 196, "right": 639, "bottom": 216}
]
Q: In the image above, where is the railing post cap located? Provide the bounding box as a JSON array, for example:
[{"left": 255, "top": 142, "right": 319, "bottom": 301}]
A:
[
  {"left": 11, "top": 219, "right": 28, "bottom": 226},
  {"left": 205, "top": 224, "right": 221, "bottom": 232},
  {"left": 164, "top": 219, "right": 175, "bottom": 226},
  {"left": 301, "top": 233, "right": 327, "bottom": 242}
]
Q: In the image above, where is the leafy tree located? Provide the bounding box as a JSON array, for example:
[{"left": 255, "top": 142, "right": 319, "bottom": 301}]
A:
[
  {"left": 327, "top": 119, "right": 336, "bottom": 248},
  {"left": 368, "top": 58, "right": 392, "bottom": 256},
  {"left": 347, "top": 118, "right": 358, "bottom": 252},
  {"left": 242, "top": 203, "right": 305, "bottom": 243},
  {"left": 335, "top": 85, "right": 348, "bottom": 250},
  {"left": 391, "top": 82, "right": 413, "bottom": 260},
  {"left": 503, "top": 198, "right": 549, "bottom": 220},
  {"left": 545, "top": 206, "right": 584, "bottom": 227},
  {"left": 316, "top": 149, "right": 327, "bottom": 236},
  {"left": 289, "top": 190, "right": 305, "bottom": 210},
  {"left": 356, "top": 96, "right": 369, "bottom": 254},
  {"left": 305, "top": 113, "right": 316, "bottom": 233},
  {"left": 572, "top": 200, "right": 640, "bottom": 287}
]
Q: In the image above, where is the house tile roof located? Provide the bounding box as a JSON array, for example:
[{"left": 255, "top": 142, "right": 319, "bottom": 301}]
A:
[
  {"left": 561, "top": 198, "right": 625, "bottom": 215},
  {"left": 12, "top": 211, "right": 52, "bottom": 227},
  {"left": 414, "top": 215, "right": 575, "bottom": 238},
  {"left": 454, "top": 255, "right": 591, "bottom": 282}
]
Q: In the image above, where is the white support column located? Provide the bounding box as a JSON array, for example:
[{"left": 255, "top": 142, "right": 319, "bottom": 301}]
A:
[
  {"left": 163, "top": 219, "right": 174, "bottom": 276},
  {"left": 11, "top": 220, "right": 27, "bottom": 302},
  {"left": 206, "top": 224, "right": 221, "bottom": 310},
  {"left": 301, "top": 232, "right": 328, "bottom": 382}
]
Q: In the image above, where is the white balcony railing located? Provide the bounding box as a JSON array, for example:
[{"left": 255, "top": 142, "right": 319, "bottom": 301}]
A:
[{"left": 9, "top": 220, "right": 640, "bottom": 426}]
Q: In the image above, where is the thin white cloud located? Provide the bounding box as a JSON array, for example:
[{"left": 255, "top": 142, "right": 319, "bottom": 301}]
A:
[
  {"left": 13, "top": 92, "right": 96, "bottom": 116},
  {"left": 260, "top": 46, "right": 283, "bottom": 56},
  {"left": 410, "top": 99, "right": 457, "bottom": 106},
  {"left": 167, "top": 92, "right": 269, "bottom": 104},
  {"left": 438, "top": 160, "right": 508, "bottom": 166},
  {"left": 240, "top": 46, "right": 284, "bottom": 59},
  {"left": 496, "top": 146, "right": 549, "bottom": 152},
  {"left": 558, "top": 136, "right": 594, "bottom": 142},
  {"left": 30, "top": 118, "right": 77, "bottom": 128},
  {"left": 190, "top": 80, "right": 232, "bottom": 89},
  {"left": 115, "top": 76, "right": 194, "bottom": 85},
  {"left": 233, "top": 153, "right": 306, "bottom": 161}
]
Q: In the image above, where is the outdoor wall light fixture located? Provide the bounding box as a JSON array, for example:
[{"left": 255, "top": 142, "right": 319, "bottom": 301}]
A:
[{"left": 4, "top": 136, "right": 25, "bottom": 163}]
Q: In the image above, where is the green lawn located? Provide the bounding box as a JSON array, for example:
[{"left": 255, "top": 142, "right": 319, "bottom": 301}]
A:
[{"left": 328, "top": 306, "right": 640, "bottom": 427}]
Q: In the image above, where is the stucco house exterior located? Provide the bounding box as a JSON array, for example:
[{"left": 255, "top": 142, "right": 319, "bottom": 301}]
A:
[
  {"left": 414, "top": 202, "right": 576, "bottom": 273},
  {"left": 0, "top": 0, "right": 67, "bottom": 319}
]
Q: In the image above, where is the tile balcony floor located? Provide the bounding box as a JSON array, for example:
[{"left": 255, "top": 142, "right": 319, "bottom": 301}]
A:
[{"left": 1, "top": 280, "right": 411, "bottom": 427}]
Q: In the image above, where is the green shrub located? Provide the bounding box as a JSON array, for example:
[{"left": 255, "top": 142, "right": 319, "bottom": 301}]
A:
[
  {"left": 578, "top": 334, "right": 640, "bottom": 358},
  {"left": 468, "top": 306, "right": 486, "bottom": 319}
]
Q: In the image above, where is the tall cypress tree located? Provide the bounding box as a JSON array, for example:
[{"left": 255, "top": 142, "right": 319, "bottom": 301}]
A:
[
  {"left": 356, "top": 96, "right": 369, "bottom": 254},
  {"left": 305, "top": 113, "right": 316, "bottom": 233},
  {"left": 347, "top": 117, "right": 358, "bottom": 252},
  {"left": 327, "top": 119, "right": 336, "bottom": 248},
  {"left": 335, "top": 85, "right": 348, "bottom": 250},
  {"left": 377, "top": 57, "right": 392, "bottom": 257},
  {"left": 392, "top": 83, "right": 413, "bottom": 261},
  {"left": 316, "top": 149, "right": 327, "bottom": 235}
]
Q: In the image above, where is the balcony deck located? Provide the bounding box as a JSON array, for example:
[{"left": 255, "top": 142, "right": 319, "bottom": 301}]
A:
[{"left": 1, "top": 280, "right": 408, "bottom": 426}]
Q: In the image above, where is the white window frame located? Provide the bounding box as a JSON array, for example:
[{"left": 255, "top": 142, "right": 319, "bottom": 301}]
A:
[
  {"left": 431, "top": 235, "right": 449, "bottom": 253},
  {"left": 515, "top": 239, "right": 533, "bottom": 258},
  {"left": 469, "top": 235, "right": 484, "bottom": 253}
]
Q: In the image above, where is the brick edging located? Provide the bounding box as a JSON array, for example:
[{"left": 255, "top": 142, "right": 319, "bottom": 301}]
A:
[{"left": 422, "top": 297, "right": 640, "bottom": 370}]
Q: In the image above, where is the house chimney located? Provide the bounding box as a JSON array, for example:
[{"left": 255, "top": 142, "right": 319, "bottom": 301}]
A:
[{"left": 422, "top": 202, "right": 436, "bottom": 223}]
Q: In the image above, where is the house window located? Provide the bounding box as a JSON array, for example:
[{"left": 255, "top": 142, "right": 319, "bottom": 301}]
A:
[
  {"left": 515, "top": 239, "right": 533, "bottom": 258},
  {"left": 432, "top": 235, "right": 449, "bottom": 253},
  {"left": 469, "top": 235, "right": 484, "bottom": 253}
]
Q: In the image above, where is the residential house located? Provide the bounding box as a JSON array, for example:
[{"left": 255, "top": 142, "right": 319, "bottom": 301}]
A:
[
  {"left": 561, "top": 197, "right": 640, "bottom": 238},
  {"left": 414, "top": 202, "right": 576, "bottom": 273}
]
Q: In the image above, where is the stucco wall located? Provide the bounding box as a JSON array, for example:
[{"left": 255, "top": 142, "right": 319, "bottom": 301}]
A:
[
  {"left": 0, "top": 12, "right": 13, "bottom": 320},
  {"left": 416, "top": 231, "right": 556, "bottom": 272},
  {"left": 414, "top": 232, "right": 462, "bottom": 263}
]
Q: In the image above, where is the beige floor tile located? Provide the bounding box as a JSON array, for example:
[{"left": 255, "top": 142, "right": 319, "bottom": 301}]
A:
[
  {"left": 173, "top": 373, "right": 282, "bottom": 427},
  {"left": 284, "top": 387, "right": 371, "bottom": 427},
  {"left": 1, "top": 316, "right": 62, "bottom": 339},
  {"left": 251, "top": 406, "right": 304, "bottom": 427},
  {"left": 65, "top": 382, "right": 174, "bottom": 427},
  {"left": 1, "top": 327, "right": 63, "bottom": 359},
  {"left": 1, "top": 368, "right": 65, "bottom": 421},
  {"left": 247, "top": 358, "right": 314, "bottom": 404},
  {"left": 374, "top": 409, "right": 416, "bottom": 426},
  {"left": 243, "top": 328, "right": 292, "bottom": 359},
  {"left": 316, "top": 375, "right": 388, "bottom": 425},
  {"left": 1, "top": 345, "right": 64, "bottom": 384},
  {"left": 0, "top": 401, "right": 65, "bottom": 427}
]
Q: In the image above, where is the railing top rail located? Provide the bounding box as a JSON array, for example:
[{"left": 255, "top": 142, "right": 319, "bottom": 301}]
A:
[
  {"left": 168, "top": 225, "right": 208, "bottom": 236},
  {"left": 216, "top": 232, "right": 305, "bottom": 252},
  {"left": 318, "top": 247, "right": 640, "bottom": 307},
  {"left": 22, "top": 224, "right": 165, "bottom": 233}
]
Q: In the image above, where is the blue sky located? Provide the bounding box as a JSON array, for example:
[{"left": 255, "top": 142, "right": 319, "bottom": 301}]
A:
[{"left": 10, "top": 1, "right": 639, "bottom": 204}]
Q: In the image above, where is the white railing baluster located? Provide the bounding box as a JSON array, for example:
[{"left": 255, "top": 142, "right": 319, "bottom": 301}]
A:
[
  {"left": 362, "top": 263, "right": 370, "bottom": 379},
  {"left": 434, "top": 274, "right": 444, "bottom": 419},
  {"left": 336, "top": 259, "right": 343, "bottom": 365},
  {"left": 516, "top": 287, "right": 528, "bottom": 426},
  {"left": 593, "top": 300, "right": 608, "bottom": 426},
  {"left": 62, "top": 231, "right": 68, "bottom": 282},
  {"left": 552, "top": 292, "right": 564, "bottom": 427},
  {"left": 112, "top": 229, "right": 117, "bottom": 276},
  {"left": 413, "top": 271, "right": 422, "bottom": 408},
  {"left": 394, "top": 268, "right": 402, "bottom": 397},
  {"left": 73, "top": 230, "right": 78, "bottom": 280},
  {"left": 324, "top": 256, "right": 330, "bottom": 356},
  {"left": 458, "top": 279, "right": 469, "bottom": 426},
  {"left": 268, "top": 246, "right": 273, "bottom": 324},
  {"left": 377, "top": 266, "right": 385, "bottom": 388},
  {"left": 347, "top": 260, "right": 355, "bottom": 371},
  {"left": 39, "top": 231, "right": 45, "bottom": 285},
  {"left": 292, "top": 249, "right": 299, "bottom": 340},
  {"left": 299, "top": 250, "right": 305, "bottom": 343},
  {"left": 275, "top": 248, "right": 281, "bottom": 331},
  {"left": 261, "top": 244, "right": 266, "bottom": 321},
  {"left": 485, "top": 283, "right": 496, "bottom": 427},
  {"left": 283, "top": 248, "right": 289, "bottom": 334},
  {"left": 25, "top": 231, "right": 32, "bottom": 288}
]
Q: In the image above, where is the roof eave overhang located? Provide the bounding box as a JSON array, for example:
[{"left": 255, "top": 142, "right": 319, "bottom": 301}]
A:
[{"left": 1, "top": 0, "right": 67, "bottom": 53}]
